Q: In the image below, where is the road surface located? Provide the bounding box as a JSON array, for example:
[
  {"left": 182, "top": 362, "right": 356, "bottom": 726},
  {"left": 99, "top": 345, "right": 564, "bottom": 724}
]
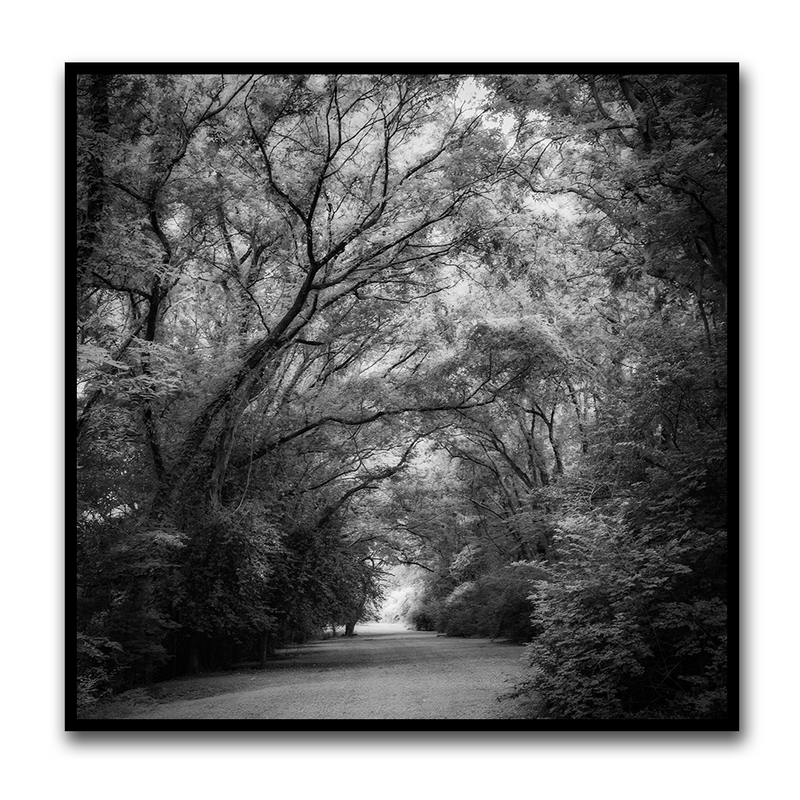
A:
[{"left": 118, "top": 622, "right": 531, "bottom": 720}]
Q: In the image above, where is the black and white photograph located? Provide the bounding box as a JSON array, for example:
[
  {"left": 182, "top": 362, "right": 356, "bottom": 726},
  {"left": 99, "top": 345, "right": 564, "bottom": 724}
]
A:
[{"left": 71, "top": 66, "right": 732, "bottom": 729}]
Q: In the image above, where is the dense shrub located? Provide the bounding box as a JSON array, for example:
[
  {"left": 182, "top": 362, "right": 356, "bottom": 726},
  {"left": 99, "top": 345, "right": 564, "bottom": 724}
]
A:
[
  {"left": 77, "top": 515, "right": 185, "bottom": 690},
  {"left": 77, "top": 496, "right": 385, "bottom": 695},
  {"left": 519, "top": 515, "right": 727, "bottom": 719},
  {"left": 171, "top": 505, "right": 280, "bottom": 671},
  {"left": 76, "top": 633, "right": 125, "bottom": 711},
  {"left": 396, "top": 561, "right": 548, "bottom": 641},
  {"left": 437, "top": 562, "right": 549, "bottom": 641}
]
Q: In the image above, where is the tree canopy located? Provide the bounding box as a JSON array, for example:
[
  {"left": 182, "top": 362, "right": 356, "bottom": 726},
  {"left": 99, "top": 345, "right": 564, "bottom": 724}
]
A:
[{"left": 75, "top": 69, "right": 730, "bottom": 721}]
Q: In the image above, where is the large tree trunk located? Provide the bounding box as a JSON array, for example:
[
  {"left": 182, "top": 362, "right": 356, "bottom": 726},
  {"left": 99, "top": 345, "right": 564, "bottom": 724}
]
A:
[{"left": 618, "top": 76, "right": 655, "bottom": 151}]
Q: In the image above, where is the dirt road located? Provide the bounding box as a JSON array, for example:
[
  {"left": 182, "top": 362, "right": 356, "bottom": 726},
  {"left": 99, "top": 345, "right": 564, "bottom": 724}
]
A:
[{"left": 117, "top": 622, "right": 531, "bottom": 720}]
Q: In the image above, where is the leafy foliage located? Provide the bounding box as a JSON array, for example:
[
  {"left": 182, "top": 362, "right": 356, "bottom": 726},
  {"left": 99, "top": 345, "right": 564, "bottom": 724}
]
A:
[
  {"left": 75, "top": 71, "right": 729, "bottom": 720},
  {"left": 77, "top": 633, "right": 124, "bottom": 711},
  {"left": 520, "top": 514, "right": 726, "bottom": 719},
  {"left": 438, "top": 562, "right": 551, "bottom": 641}
]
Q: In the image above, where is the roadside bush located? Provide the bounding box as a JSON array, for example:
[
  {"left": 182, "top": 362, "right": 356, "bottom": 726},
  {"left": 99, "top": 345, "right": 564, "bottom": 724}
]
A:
[
  {"left": 481, "top": 563, "right": 551, "bottom": 642},
  {"left": 406, "top": 596, "right": 440, "bottom": 631},
  {"left": 77, "top": 632, "right": 125, "bottom": 712},
  {"left": 77, "top": 515, "right": 186, "bottom": 688},
  {"left": 438, "top": 562, "right": 549, "bottom": 641},
  {"left": 519, "top": 515, "right": 727, "bottom": 719},
  {"left": 440, "top": 580, "right": 482, "bottom": 636},
  {"left": 173, "top": 505, "right": 281, "bottom": 670}
]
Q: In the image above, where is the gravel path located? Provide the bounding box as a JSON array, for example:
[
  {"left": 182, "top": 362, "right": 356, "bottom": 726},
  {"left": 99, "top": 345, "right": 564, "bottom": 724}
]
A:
[{"left": 114, "top": 622, "right": 532, "bottom": 720}]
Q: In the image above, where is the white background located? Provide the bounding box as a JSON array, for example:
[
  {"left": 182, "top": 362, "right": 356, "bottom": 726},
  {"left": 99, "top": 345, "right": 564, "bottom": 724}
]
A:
[{"left": 2, "top": 3, "right": 784, "bottom": 798}]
